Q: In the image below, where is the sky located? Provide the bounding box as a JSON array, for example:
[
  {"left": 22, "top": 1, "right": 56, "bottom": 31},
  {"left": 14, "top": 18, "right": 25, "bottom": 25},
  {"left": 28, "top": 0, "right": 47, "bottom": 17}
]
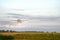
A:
[{"left": 0, "top": 0, "right": 60, "bottom": 32}]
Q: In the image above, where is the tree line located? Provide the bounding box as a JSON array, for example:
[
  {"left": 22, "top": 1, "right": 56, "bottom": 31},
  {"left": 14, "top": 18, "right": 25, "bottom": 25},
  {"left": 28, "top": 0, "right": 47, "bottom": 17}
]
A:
[{"left": 0, "top": 30, "right": 16, "bottom": 32}]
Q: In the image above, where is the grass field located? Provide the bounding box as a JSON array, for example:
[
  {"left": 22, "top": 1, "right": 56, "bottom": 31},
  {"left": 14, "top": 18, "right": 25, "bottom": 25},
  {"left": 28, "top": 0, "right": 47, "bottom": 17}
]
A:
[{"left": 0, "top": 32, "right": 60, "bottom": 40}]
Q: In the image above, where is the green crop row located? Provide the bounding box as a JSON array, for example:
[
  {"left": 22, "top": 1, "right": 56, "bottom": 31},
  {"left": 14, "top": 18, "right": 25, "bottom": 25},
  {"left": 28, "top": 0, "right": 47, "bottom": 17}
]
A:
[{"left": 0, "top": 33, "right": 60, "bottom": 40}]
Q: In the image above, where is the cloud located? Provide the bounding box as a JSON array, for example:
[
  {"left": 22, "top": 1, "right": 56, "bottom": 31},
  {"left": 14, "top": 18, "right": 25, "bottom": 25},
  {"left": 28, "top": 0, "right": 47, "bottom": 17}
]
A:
[
  {"left": 13, "top": 25, "right": 60, "bottom": 32},
  {"left": 0, "top": 13, "right": 60, "bottom": 32},
  {"left": 6, "top": 13, "right": 60, "bottom": 21},
  {"left": 0, "top": 17, "right": 18, "bottom": 28},
  {"left": 12, "top": 9, "right": 24, "bottom": 11}
]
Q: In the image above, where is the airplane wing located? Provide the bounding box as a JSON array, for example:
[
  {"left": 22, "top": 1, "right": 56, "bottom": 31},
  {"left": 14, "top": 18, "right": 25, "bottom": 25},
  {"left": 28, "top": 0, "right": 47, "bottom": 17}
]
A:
[{"left": 10, "top": 19, "right": 27, "bottom": 23}]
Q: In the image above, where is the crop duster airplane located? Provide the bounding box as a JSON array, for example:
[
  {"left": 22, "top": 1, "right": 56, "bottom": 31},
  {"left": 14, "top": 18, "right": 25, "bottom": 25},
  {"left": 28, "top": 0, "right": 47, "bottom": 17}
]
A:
[{"left": 5, "top": 19, "right": 27, "bottom": 28}]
